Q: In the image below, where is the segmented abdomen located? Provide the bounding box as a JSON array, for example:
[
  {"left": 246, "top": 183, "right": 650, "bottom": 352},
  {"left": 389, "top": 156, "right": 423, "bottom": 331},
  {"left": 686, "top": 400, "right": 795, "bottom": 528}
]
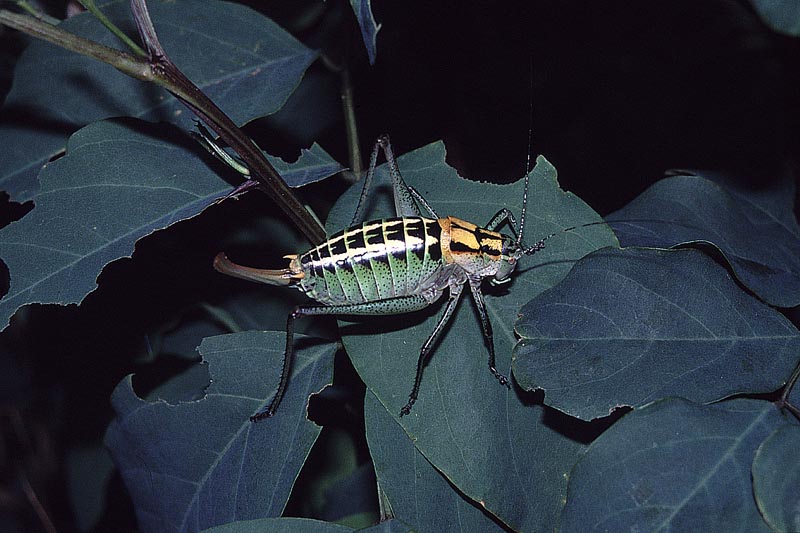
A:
[{"left": 298, "top": 217, "right": 444, "bottom": 305}]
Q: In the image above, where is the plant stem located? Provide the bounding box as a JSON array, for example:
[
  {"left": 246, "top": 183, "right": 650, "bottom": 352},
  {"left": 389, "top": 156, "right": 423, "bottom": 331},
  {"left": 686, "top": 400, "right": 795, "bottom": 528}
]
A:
[
  {"left": 129, "top": 0, "right": 325, "bottom": 244},
  {"left": 0, "top": 9, "right": 147, "bottom": 78},
  {"left": 341, "top": 66, "right": 362, "bottom": 181},
  {"left": 78, "top": 0, "right": 147, "bottom": 56},
  {"left": 0, "top": 3, "right": 327, "bottom": 245},
  {"left": 15, "top": 0, "right": 60, "bottom": 25}
]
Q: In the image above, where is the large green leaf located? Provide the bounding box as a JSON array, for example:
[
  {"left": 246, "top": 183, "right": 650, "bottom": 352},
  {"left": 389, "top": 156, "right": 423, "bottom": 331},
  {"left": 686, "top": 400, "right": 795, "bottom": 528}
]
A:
[
  {"left": 105, "top": 331, "right": 336, "bottom": 533},
  {"left": 364, "top": 391, "right": 501, "bottom": 532},
  {"left": 752, "top": 424, "right": 800, "bottom": 532},
  {"left": 607, "top": 173, "right": 800, "bottom": 307},
  {"left": 325, "top": 143, "right": 616, "bottom": 531},
  {"left": 513, "top": 247, "right": 800, "bottom": 420},
  {"left": 0, "top": 118, "right": 341, "bottom": 330},
  {"left": 0, "top": 0, "right": 317, "bottom": 201},
  {"left": 749, "top": 0, "right": 800, "bottom": 36},
  {"left": 560, "top": 398, "right": 788, "bottom": 533}
]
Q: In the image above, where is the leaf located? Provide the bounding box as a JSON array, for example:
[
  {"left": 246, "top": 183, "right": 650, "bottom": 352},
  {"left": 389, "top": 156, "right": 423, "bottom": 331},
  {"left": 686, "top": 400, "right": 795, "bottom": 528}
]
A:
[
  {"left": 749, "top": 0, "right": 800, "bottom": 36},
  {"left": 0, "top": 0, "right": 317, "bottom": 201},
  {"left": 607, "top": 173, "right": 800, "bottom": 307},
  {"left": 357, "top": 519, "right": 415, "bottom": 532},
  {"left": 152, "top": 290, "right": 334, "bottom": 363},
  {"left": 148, "top": 217, "right": 338, "bottom": 364},
  {"left": 513, "top": 247, "right": 800, "bottom": 420},
  {"left": 104, "top": 331, "right": 336, "bottom": 533},
  {"left": 364, "top": 391, "right": 502, "bottom": 532},
  {"left": 202, "top": 518, "right": 415, "bottom": 533},
  {"left": 325, "top": 143, "right": 615, "bottom": 531},
  {"left": 202, "top": 517, "right": 353, "bottom": 533},
  {"left": 560, "top": 398, "right": 786, "bottom": 533},
  {"left": 349, "top": 0, "right": 381, "bottom": 64},
  {"left": 140, "top": 360, "right": 212, "bottom": 404},
  {"left": 752, "top": 424, "right": 800, "bottom": 532},
  {"left": 271, "top": 143, "right": 345, "bottom": 188},
  {"left": 261, "top": 64, "right": 343, "bottom": 145},
  {"left": 0, "top": 119, "right": 342, "bottom": 330}
]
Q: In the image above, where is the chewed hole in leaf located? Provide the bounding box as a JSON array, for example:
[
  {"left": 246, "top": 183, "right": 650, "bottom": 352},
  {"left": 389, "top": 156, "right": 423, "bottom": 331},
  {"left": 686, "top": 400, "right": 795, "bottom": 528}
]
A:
[{"left": 132, "top": 358, "right": 210, "bottom": 405}]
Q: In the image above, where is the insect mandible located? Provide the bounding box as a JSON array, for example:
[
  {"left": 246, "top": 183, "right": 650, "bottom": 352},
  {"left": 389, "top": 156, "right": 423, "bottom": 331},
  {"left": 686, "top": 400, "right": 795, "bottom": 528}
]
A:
[{"left": 206, "top": 132, "right": 607, "bottom": 421}]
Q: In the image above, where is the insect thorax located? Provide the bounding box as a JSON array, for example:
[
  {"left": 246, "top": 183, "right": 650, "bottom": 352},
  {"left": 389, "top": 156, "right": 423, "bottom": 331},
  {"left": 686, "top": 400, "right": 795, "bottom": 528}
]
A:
[{"left": 440, "top": 216, "right": 506, "bottom": 278}]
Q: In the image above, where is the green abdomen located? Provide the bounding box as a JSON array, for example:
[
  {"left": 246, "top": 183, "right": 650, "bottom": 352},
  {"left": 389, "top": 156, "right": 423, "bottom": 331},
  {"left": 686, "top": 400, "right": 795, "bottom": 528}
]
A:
[{"left": 298, "top": 217, "right": 444, "bottom": 305}]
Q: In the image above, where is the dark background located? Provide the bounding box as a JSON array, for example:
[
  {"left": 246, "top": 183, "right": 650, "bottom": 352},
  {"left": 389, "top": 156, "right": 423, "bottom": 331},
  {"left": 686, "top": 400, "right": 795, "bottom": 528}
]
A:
[
  {"left": 3, "top": 1, "right": 798, "bottom": 214},
  {"left": 0, "top": 1, "right": 797, "bottom": 531},
  {"left": 276, "top": 0, "right": 798, "bottom": 213}
]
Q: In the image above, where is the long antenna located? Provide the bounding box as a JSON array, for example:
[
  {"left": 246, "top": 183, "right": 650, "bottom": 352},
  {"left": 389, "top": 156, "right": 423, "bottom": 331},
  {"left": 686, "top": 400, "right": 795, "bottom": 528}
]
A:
[
  {"left": 521, "top": 218, "right": 701, "bottom": 257},
  {"left": 516, "top": 54, "right": 535, "bottom": 247},
  {"left": 522, "top": 220, "right": 613, "bottom": 256},
  {"left": 524, "top": 54, "right": 534, "bottom": 177}
]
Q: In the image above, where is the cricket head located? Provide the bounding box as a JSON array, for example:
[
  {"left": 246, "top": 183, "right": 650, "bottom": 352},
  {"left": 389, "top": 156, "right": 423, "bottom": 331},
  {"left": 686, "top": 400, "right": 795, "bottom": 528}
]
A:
[
  {"left": 489, "top": 169, "right": 565, "bottom": 286},
  {"left": 491, "top": 234, "right": 524, "bottom": 285},
  {"left": 490, "top": 229, "right": 550, "bottom": 286}
]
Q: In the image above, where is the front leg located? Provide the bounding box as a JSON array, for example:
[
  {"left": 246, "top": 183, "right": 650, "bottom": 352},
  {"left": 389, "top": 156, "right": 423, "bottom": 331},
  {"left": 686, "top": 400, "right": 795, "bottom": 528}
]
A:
[
  {"left": 467, "top": 279, "right": 511, "bottom": 388},
  {"left": 485, "top": 208, "right": 517, "bottom": 234}
]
